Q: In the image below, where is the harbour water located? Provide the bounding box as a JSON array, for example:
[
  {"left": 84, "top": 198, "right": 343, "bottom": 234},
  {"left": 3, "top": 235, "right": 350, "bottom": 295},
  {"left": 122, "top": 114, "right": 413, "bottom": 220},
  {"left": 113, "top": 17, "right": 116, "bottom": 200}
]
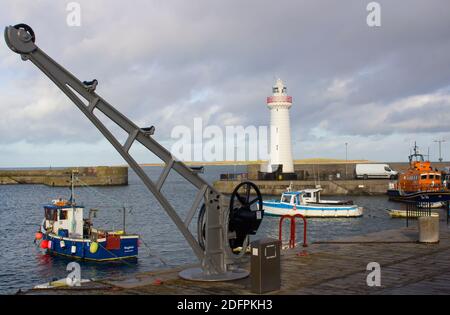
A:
[{"left": 0, "top": 166, "right": 404, "bottom": 294}]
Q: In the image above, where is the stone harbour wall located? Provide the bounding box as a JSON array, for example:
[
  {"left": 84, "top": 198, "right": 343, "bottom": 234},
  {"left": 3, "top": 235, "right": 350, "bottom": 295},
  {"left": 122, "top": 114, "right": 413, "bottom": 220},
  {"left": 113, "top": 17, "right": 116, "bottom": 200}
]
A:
[{"left": 0, "top": 166, "right": 128, "bottom": 187}]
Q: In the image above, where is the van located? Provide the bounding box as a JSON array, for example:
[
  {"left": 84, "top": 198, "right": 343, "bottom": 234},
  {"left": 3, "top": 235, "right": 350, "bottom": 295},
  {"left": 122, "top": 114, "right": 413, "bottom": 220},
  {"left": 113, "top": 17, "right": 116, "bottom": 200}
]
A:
[{"left": 355, "top": 164, "right": 398, "bottom": 180}]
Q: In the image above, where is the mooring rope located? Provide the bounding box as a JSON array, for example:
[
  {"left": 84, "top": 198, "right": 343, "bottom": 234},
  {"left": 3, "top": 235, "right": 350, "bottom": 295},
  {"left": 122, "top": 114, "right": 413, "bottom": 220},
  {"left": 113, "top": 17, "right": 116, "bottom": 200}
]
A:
[
  {"left": 139, "top": 238, "right": 168, "bottom": 266},
  {"left": 75, "top": 176, "right": 168, "bottom": 267},
  {"left": 95, "top": 242, "right": 137, "bottom": 267},
  {"left": 76, "top": 177, "right": 129, "bottom": 209},
  {"left": 95, "top": 239, "right": 168, "bottom": 267}
]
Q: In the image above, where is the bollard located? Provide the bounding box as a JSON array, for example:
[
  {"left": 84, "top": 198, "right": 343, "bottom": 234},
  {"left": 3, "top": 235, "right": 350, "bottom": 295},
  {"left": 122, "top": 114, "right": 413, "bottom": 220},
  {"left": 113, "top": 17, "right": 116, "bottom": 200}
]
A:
[
  {"left": 418, "top": 216, "right": 440, "bottom": 243},
  {"left": 250, "top": 238, "right": 281, "bottom": 294}
]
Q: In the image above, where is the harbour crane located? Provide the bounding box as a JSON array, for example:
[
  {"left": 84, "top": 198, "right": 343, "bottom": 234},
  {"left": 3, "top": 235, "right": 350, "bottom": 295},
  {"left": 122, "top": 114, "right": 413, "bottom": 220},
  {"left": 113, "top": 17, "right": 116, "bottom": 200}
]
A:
[{"left": 4, "top": 24, "right": 264, "bottom": 281}]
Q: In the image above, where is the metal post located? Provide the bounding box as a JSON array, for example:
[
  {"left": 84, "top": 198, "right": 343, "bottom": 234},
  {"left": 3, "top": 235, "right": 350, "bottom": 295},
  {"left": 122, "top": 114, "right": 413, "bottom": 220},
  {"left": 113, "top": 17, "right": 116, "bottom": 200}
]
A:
[
  {"left": 434, "top": 139, "right": 446, "bottom": 163},
  {"left": 445, "top": 201, "right": 450, "bottom": 225},
  {"left": 406, "top": 203, "right": 409, "bottom": 227},
  {"left": 122, "top": 206, "right": 126, "bottom": 233},
  {"left": 345, "top": 142, "right": 348, "bottom": 180},
  {"left": 234, "top": 143, "right": 237, "bottom": 178}
]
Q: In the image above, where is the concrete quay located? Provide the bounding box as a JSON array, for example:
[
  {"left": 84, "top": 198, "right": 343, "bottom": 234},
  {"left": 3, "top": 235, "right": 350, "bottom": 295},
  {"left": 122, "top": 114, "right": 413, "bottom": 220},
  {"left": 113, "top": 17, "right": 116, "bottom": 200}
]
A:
[{"left": 23, "top": 216, "right": 450, "bottom": 295}]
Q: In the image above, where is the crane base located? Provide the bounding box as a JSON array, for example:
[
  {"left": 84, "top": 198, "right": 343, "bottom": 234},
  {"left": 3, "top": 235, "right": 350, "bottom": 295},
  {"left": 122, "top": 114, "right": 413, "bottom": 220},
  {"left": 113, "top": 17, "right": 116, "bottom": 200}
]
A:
[{"left": 179, "top": 267, "right": 249, "bottom": 282}]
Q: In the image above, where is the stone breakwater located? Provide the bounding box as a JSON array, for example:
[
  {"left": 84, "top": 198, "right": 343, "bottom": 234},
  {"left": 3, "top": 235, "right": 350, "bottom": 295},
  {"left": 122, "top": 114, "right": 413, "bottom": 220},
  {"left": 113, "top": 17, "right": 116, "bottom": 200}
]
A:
[{"left": 0, "top": 166, "right": 128, "bottom": 187}]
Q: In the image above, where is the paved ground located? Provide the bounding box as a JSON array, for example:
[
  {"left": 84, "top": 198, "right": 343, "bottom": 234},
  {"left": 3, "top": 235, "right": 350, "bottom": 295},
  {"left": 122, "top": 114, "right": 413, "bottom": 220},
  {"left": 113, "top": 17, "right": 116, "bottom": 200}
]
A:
[{"left": 25, "top": 220, "right": 450, "bottom": 295}]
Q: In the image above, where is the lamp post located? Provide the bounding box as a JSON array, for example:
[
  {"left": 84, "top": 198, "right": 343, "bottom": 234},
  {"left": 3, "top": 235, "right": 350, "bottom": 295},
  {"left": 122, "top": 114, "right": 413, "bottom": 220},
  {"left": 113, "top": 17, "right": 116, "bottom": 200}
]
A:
[
  {"left": 434, "top": 139, "right": 446, "bottom": 163},
  {"left": 345, "top": 142, "right": 348, "bottom": 179},
  {"left": 234, "top": 143, "right": 237, "bottom": 177}
]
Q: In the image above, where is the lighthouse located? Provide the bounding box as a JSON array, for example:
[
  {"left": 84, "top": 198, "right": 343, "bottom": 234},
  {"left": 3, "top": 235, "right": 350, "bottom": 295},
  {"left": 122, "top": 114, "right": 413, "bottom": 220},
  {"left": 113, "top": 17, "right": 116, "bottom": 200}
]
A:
[{"left": 267, "top": 79, "right": 294, "bottom": 173}]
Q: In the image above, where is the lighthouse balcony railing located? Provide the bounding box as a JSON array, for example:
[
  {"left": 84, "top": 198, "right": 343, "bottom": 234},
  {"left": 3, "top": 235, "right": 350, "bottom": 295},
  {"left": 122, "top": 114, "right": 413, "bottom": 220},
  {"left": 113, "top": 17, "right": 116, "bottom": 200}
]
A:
[{"left": 266, "top": 96, "right": 292, "bottom": 103}]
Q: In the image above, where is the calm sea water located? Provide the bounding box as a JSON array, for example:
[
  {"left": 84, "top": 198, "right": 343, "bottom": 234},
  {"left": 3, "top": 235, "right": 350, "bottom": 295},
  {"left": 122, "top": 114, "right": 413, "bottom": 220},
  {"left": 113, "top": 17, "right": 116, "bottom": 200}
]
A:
[{"left": 0, "top": 166, "right": 404, "bottom": 294}]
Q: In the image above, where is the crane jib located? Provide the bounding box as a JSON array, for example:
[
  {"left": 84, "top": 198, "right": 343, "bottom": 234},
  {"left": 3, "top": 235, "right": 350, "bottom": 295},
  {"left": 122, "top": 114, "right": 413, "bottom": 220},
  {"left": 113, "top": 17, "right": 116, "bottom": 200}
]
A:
[{"left": 4, "top": 23, "right": 264, "bottom": 282}]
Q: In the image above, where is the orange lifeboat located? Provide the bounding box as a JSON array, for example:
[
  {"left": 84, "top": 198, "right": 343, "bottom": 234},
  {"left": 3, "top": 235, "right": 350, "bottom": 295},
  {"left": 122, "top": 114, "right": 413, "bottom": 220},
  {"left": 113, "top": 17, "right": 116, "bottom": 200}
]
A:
[
  {"left": 387, "top": 143, "right": 449, "bottom": 202},
  {"left": 397, "top": 163, "right": 442, "bottom": 193}
]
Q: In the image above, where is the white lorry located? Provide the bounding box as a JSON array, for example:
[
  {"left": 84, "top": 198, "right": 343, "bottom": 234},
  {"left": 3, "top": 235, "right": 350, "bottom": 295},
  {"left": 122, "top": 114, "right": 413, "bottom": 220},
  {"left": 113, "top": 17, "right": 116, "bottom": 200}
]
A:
[{"left": 355, "top": 164, "right": 398, "bottom": 180}]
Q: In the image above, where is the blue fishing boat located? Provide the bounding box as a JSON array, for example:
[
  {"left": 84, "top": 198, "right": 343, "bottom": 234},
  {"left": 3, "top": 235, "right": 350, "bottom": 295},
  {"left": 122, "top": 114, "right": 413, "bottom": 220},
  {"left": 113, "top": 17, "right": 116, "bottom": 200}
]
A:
[
  {"left": 263, "top": 189, "right": 363, "bottom": 218},
  {"left": 35, "top": 172, "right": 139, "bottom": 261}
]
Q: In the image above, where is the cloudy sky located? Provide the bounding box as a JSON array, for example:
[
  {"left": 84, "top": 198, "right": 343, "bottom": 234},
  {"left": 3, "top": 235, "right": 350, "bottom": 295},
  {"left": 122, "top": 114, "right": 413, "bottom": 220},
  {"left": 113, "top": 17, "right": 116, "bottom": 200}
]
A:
[{"left": 1, "top": 0, "right": 450, "bottom": 167}]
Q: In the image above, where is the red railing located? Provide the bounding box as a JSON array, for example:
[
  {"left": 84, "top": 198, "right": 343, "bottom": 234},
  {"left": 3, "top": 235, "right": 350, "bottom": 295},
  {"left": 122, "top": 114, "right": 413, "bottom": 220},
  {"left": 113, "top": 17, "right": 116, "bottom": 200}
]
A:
[{"left": 278, "top": 214, "right": 307, "bottom": 249}]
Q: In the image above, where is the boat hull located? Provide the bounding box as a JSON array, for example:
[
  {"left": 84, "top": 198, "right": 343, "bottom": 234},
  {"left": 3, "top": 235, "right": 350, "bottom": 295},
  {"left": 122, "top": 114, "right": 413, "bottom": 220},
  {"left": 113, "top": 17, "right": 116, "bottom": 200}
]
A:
[
  {"left": 263, "top": 201, "right": 363, "bottom": 218},
  {"left": 387, "top": 189, "right": 450, "bottom": 204},
  {"left": 43, "top": 234, "right": 138, "bottom": 261}
]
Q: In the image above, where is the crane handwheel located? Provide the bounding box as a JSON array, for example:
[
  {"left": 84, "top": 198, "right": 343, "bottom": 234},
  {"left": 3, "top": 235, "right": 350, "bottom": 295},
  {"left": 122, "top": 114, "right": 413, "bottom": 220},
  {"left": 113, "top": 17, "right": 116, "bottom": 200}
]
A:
[{"left": 228, "top": 181, "right": 264, "bottom": 251}]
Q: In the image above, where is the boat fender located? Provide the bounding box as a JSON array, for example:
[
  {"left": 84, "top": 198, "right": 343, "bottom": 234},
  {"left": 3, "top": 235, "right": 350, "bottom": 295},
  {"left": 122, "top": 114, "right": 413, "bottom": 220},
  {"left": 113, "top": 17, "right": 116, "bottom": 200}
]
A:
[
  {"left": 60, "top": 240, "right": 65, "bottom": 248},
  {"left": 40, "top": 240, "right": 49, "bottom": 249},
  {"left": 47, "top": 240, "right": 52, "bottom": 249},
  {"left": 71, "top": 245, "right": 77, "bottom": 254},
  {"left": 35, "top": 232, "right": 43, "bottom": 242},
  {"left": 89, "top": 242, "right": 98, "bottom": 254}
]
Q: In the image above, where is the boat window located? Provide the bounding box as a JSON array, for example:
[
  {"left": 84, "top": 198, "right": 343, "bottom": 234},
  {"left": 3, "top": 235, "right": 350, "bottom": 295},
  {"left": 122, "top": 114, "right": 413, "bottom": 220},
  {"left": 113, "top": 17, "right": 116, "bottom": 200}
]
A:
[
  {"left": 293, "top": 196, "right": 298, "bottom": 205},
  {"left": 281, "top": 195, "right": 291, "bottom": 203},
  {"left": 436, "top": 175, "right": 441, "bottom": 180},
  {"left": 421, "top": 174, "right": 427, "bottom": 180},
  {"left": 45, "top": 208, "right": 57, "bottom": 221},
  {"left": 303, "top": 192, "right": 311, "bottom": 198},
  {"left": 59, "top": 210, "right": 68, "bottom": 220},
  {"left": 429, "top": 174, "right": 435, "bottom": 179}
]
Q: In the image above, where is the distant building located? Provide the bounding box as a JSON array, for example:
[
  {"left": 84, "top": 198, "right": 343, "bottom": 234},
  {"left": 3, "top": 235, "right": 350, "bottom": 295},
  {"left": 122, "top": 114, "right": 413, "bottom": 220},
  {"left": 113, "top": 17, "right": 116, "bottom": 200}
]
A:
[{"left": 265, "top": 79, "right": 294, "bottom": 173}]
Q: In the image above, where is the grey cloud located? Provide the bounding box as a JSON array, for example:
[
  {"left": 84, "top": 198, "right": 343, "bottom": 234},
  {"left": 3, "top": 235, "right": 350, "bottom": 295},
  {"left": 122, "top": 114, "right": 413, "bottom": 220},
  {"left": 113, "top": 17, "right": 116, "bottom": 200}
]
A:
[{"left": 1, "top": 0, "right": 450, "bottom": 158}]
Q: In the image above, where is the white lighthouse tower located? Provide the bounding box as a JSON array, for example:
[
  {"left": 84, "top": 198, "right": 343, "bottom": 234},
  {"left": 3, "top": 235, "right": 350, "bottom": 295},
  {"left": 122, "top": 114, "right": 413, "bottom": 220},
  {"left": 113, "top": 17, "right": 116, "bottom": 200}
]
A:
[{"left": 267, "top": 79, "right": 294, "bottom": 173}]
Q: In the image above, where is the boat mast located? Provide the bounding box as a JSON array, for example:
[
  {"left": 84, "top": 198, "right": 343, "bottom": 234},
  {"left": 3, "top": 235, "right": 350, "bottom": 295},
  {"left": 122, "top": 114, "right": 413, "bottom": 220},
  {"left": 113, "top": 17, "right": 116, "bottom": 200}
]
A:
[
  {"left": 69, "top": 169, "right": 79, "bottom": 205},
  {"left": 70, "top": 170, "right": 77, "bottom": 235},
  {"left": 122, "top": 206, "right": 126, "bottom": 233},
  {"left": 71, "top": 170, "right": 75, "bottom": 205}
]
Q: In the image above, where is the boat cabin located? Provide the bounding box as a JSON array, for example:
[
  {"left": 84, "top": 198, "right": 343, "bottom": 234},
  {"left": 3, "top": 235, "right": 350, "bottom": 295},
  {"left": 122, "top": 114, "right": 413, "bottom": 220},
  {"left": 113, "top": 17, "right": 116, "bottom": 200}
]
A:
[
  {"left": 280, "top": 189, "right": 323, "bottom": 205},
  {"left": 280, "top": 192, "right": 303, "bottom": 205},
  {"left": 43, "top": 200, "right": 85, "bottom": 239},
  {"left": 300, "top": 188, "right": 323, "bottom": 203}
]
